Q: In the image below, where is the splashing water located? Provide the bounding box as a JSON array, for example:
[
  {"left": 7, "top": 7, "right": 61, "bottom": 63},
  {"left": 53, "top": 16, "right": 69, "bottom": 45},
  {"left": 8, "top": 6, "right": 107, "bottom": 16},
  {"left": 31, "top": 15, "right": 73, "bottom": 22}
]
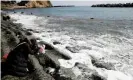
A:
[{"left": 9, "top": 13, "right": 133, "bottom": 80}]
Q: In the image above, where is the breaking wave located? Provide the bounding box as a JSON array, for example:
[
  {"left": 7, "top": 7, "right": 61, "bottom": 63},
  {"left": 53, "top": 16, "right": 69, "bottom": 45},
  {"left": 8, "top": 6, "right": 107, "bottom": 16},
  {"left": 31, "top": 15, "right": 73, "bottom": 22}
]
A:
[{"left": 9, "top": 13, "right": 133, "bottom": 80}]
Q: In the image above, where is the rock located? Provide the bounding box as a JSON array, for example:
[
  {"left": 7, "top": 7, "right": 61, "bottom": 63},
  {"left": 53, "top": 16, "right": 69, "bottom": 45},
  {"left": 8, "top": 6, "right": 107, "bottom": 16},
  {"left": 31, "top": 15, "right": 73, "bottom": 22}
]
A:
[
  {"left": 27, "top": 29, "right": 34, "bottom": 31},
  {"left": 66, "top": 46, "right": 79, "bottom": 53},
  {"left": 25, "top": 31, "right": 32, "bottom": 36},
  {"left": 66, "top": 46, "right": 91, "bottom": 53},
  {"left": 3, "top": 15, "right": 10, "bottom": 21},
  {"left": 25, "top": 0, "right": 52, "bottom": 8},
  {"left": 54, "top": 67, "right": 76, "bottom": 80},
  {"left": 21, "top": 12, "right": 24, "bottom": 14},
  {"left": 93, "top": 61, "right": 115, "bottom": 70},
  {"left": 90, "top": 74, "right": 104, "bottom": 80},
  {"left": 53, "top": 41, "right": 61, "bottom": 45},
  {"left": 74, "top": 63, "right": 105, "bottom": 80},
  {"left": 90, "top": 18, "right": 94, "bottom": 19},
  {"left": 36, "top": 54, "right": 60, "bottom": 70},
  {"left": 28, "top": 54, "right": 55, "bottom": 80}
]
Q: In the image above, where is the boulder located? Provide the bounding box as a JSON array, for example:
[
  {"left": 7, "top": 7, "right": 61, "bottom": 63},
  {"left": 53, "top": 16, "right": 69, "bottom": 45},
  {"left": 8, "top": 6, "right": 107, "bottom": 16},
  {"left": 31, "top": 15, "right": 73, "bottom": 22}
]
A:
[
  {"left": 66, "top": 46, "right": 79, "bottom": 53},
  {"left": 53, "top": 41, "right": 61, "bottom": 45},
  {"left": 90, "top": 18, "right": 94, "bottom": 19},
  {"left": 93, "top": 61, "right": 115, "bottom": 70},
  {"left": 54, "top": 67, "right": 76, "bottom": 80},
  {"left": 66, "top": 46, "right": 91, "bottom": 53},
  {"left": 3, "top": 15, "right": 10, "bottom": 21},
  {"left": 73, "top": 63, "right": 105, "bottom": 80}
]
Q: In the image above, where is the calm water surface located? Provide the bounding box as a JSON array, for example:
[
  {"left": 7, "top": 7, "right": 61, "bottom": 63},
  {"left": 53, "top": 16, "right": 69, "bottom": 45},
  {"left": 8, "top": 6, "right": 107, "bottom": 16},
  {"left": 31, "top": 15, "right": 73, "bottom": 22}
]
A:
[{"left": 7, "top": 6, "right": 133, "bottom": 20}]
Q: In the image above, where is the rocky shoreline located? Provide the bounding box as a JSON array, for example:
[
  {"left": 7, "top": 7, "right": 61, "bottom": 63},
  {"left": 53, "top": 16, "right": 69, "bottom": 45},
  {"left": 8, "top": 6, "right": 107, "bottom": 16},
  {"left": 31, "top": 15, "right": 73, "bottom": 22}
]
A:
[
  {"left": 1, "top": 12, "right": 105, "bottom": 80},
  {"left": 1, "top": 12, "right": 76, "bottom": 80},
  {"left": 2, "top": 11, "right": 133, "bottom": 80}
]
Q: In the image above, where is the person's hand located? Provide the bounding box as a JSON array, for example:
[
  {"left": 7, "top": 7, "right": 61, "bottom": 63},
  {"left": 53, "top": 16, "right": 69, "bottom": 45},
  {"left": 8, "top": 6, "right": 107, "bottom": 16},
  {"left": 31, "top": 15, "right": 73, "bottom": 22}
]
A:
[{"left": 39, "top": 45, "right": 45, "bottom": 54}]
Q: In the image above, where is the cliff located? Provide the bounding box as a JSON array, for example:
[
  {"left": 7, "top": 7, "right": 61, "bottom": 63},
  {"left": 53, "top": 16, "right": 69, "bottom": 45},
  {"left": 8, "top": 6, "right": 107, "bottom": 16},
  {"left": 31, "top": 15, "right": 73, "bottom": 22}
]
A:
[
  {"left": 25, "top": 0, "right": 52, "bottom": 8},
  {"left": 17, "top": 0, "right": 52, "bottom": 8},
  {"left": 1, "top": 0, "right": 52, "bottom": 10}
]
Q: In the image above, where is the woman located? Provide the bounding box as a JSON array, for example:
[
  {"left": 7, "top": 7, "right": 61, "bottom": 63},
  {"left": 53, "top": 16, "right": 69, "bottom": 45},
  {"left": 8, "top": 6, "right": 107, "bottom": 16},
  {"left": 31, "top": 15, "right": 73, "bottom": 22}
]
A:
[{"left": 2, "top": 38, "right": 39, "bottom": 79}]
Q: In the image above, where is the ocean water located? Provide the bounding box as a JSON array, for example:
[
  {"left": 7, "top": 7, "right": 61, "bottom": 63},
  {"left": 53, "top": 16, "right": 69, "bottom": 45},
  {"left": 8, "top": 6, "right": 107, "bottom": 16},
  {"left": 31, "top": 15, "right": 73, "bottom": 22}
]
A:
[
  {"left": 6, "top": 6, "right": 133, "bottom": 80},
  {"left": 7, "top": 6, "right": 133, "bottom": 20}
]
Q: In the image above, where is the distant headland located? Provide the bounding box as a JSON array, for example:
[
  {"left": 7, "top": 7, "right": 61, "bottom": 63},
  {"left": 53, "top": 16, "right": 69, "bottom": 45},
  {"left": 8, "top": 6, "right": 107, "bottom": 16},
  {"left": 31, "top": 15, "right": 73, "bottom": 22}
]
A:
[
  {"left": 91, "top": 3, "right": 133, "bottom": 7},
  {"left": 1, "top": 0, "right": 52, "bottom": 10}
]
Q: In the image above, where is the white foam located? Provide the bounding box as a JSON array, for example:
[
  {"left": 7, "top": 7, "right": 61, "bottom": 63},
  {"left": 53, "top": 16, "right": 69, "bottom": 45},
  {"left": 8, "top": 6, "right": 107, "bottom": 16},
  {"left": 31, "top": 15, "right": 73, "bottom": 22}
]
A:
[
  {"left": 9, "top": 13, "right": 133, "bottom": 80},
  {"left": 95, "top": 68, "right": 133, "bottom": 80}
]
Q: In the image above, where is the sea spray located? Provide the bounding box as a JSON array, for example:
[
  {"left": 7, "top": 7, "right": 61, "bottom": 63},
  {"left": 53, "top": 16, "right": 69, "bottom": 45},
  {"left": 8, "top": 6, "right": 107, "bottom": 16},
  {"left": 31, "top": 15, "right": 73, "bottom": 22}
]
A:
[{"left": 9, "top": 13, "right": 133, "bottom": 80}]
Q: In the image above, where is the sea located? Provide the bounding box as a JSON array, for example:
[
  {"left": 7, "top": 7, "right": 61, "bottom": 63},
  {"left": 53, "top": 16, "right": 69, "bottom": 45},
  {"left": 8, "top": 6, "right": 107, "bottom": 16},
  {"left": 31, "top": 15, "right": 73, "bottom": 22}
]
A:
[{"left": 5, "top": 6, "right": 133, "bottom": 80}]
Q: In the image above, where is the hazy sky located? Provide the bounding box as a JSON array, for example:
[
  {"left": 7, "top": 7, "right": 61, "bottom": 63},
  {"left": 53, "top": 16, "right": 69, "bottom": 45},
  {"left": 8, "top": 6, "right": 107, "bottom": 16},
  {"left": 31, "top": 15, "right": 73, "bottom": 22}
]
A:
[
  {"left": 15, "top": 0, "right": 133, "bottom": 6},
  {"left": 50, "top": 0, "right": 133, "bottom": 6}
]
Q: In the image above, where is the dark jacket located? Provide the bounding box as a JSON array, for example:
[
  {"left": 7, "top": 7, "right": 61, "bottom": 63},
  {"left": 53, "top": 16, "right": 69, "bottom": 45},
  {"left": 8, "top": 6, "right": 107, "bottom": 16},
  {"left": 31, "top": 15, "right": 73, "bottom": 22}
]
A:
[{"left": 5, "top": 42, "right": 34, "bottom": 77}]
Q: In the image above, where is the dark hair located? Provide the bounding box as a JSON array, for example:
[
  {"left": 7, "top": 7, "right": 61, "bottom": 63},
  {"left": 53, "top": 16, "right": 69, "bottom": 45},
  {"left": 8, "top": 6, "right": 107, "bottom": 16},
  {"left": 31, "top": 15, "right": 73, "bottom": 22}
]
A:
[
  {"left": 20, "top": 38, "right": 31, "bottom": 45},
  {"left": 30, "top": 38, "right": 39, "bottom": 54},
  {"left": 30, "top": 39, "right": 37, "bottom": 47}
]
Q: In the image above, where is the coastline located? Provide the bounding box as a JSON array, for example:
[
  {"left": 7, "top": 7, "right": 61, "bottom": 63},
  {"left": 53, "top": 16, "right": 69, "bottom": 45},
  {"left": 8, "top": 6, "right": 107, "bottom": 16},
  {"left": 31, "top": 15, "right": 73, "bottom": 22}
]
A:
[
  {"left": 1, "top": 10, "right": 133, "bottom": 80},
  {"left": 1, "top": 12, "right": 76, "bottom": 80}
]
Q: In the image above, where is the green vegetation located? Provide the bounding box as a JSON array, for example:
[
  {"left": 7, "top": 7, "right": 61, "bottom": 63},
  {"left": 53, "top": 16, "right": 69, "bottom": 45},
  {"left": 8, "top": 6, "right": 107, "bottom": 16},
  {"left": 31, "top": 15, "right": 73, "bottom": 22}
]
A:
[{"left": 91, "top": 3, "right": 133, "bottom": 7}]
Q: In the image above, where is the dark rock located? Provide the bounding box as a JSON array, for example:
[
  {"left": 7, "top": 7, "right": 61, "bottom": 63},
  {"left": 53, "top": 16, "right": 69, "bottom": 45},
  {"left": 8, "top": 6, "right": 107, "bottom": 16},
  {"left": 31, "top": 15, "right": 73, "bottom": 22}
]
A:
[
  {"left": 21, "top": 12, "right": 24, "bottom": 14},
  {"left": 91, "top": 56, "right": 115, "bottom": 70},
  {"left": 66, "top": 46, "right": 79, "bottom": 53},
  {"left": 47, "top": 31, "right": 52, "bottom": 32},
  {"left": 90, "top": 18, "right": 94, "bottom": 19},
  {"left": 74, "top": 63, "right": 102, "bottom": 80},
  {"left": 92, "top": 59, "right": 115, "bottom": 70},
  {"left": 25, "top": 31, "right": 32, "bottom": 35},
  {"left": 53, "top": 41, "right": 61, "bottom": 45},
  {"left": 34, "top": 30, "right": 40, "bottom": 33},
  {"left": 3, "top": 15, "right": 10, "bottom": 21},
  {"left": 47, "top": 16, "right": 50, "bottom": 17},
  {"left": 92, "top": 60, "right": 115, "bottom": 70},
  {"left": 54, "top": 67, "right": 76, "bottom": 80},
  {"left": 27, "top": 29, "right": 34, "bottom": 31},
  {"left": 66, "top": 46, "right": 91, "bottom": 53},
  {"left": 91, "top": 74, "right": 104, "bottom": 80}
]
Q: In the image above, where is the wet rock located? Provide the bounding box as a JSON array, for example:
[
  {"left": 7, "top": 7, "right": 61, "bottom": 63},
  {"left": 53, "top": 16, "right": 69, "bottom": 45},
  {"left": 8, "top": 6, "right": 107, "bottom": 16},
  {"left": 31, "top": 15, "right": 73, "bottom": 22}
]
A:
[
  {"left": 25, "top": 31, "right": 32, "bottom": 35},
  {"left": 53, "top": 41, "right": 61, "bottom": 45},
  {"left": 21, "top": 12, "right": 24, "bottom": 14},
  {"left": 74, "top": 63, "right": 105, "bottom": 80},
  {"left": 47, "top": 30, "right": 52, "bottom": 32},
  {"left": 93, "top": 61, "right": 115, "bottom": 70},
  {"left": 54, "top": 67, "right": 76, "bottom": 80},
  {"left": 66, "top": 46, "right": 79, "bottom": 53},
  {"left": 3, "top": 15, "right": 10, "bottom": 21},
  {"left": 90, "top": 18, "right": 94, "bottom": 19},
  {"left": 66, "top": 46, "right": 91, "bottom": 53},
  {"left": 36, "top": 54, "right": 60, "bottom": 70},
  {"left": 91, "top": 58, "right": 115, "bottom": 70},
  {"left": 27, "top": 29, "right": 34, "bottom": 31},
  {"left": 33, "top": 30, "right": 40, "bottom": 33},
  {"left": 91, "top": 74, "right": 104, "bottom": 80}
]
